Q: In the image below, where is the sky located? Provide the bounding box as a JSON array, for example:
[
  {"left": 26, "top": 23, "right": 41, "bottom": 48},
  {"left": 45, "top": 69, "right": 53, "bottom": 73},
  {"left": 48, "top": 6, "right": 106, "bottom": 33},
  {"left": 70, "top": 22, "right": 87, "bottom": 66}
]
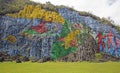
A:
[{"left": 31, "top": 0, "right": 120, "bottom": 26}]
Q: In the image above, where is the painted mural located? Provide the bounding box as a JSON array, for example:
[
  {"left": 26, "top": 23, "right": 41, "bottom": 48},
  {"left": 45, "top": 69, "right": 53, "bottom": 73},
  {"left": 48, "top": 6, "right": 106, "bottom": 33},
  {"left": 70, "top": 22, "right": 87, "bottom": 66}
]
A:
[{"left": 0, "top": 5, "right": 120, "bottom": 61}]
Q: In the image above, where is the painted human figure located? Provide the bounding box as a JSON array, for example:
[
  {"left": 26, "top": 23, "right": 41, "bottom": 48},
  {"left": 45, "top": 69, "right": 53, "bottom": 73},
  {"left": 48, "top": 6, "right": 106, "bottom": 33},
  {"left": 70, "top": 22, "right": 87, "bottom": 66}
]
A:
[
  {"left": 114, "top": 36, "right": 120, "bottom": 57},
  {"left": 96, "top": 31, "right": 104, "bottom": 52},
  {"left": 115, "top": 37, "right": 120, "bottom": 50},
  {"left": 107, "top": 31, "right": 115, "bottom": 49}
]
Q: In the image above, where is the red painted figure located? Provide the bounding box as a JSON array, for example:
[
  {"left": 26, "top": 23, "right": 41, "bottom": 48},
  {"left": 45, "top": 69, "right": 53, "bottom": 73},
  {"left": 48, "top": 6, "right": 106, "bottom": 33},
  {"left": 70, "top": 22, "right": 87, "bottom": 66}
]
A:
[
  {"left": 70, "top": 39, "right": 78, "bottom": 47},
  {"left": 107, "top": 31, "right": 115, "bottom": 49},
  {"left": 32, "top": 22, "right": 47, "bottom": 33},
  {"left": 96, "top": 31, "right": 104, "bottom": 51},
  {"left": 73, "top": 23, "right": 83, "bottom": 30},
  {"left": 57, "top": 37, "right": 64, "bottom": 42}
]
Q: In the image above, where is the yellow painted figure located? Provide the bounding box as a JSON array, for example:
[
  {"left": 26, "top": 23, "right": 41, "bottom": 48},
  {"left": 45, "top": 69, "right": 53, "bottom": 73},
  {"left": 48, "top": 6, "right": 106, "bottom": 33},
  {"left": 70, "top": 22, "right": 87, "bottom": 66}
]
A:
[
  {"left": 7, "top": 5, "right": 64, "bottom": 24},
  {"left": 4, "top": 35, "right": 17, "bottom": 43},
  {"left": 63, "top": 30, "right": 80, "bottom": 49}
]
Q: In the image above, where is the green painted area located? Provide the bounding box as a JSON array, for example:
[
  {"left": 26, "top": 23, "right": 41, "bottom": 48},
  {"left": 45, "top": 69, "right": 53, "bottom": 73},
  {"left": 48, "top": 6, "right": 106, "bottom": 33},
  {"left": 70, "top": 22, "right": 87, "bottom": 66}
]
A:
[
  {"left": 23, "top": 29, "right": 38, "bottom": 35},
  {"left": 33, "top": 31, "right": 57, "bottom": 37},
  {"left": 51, "top": 41, "right": 76, "bottom": 60},
  {"left": 51, "top": 20, "right": 77, "bottom": 60},
  {"left": 0, "top": 62, "right": 120, "bottom": 73},
  {"left": 23, "top": 29, "right": 57, "bottom": 37},
  {"left": 51, "top": 20, "right": 93, "bottom": 60},
  {"left": 59, "top": 20, "right": 70, "bottom": 37}
]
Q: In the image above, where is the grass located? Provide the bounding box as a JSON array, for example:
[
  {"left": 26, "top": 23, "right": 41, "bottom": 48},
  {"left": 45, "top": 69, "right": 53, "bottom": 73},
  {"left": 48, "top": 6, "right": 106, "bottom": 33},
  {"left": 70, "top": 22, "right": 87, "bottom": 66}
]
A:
[{"left": 0, "top": 62, "right": 120, "bottom": 73}]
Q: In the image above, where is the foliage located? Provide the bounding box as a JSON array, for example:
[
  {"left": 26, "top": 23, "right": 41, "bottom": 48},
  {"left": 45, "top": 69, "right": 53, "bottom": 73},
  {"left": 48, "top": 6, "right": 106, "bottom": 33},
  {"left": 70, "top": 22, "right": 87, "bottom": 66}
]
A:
[
  {"left": 95, "top": 53, "right": 102, "bottom": 59},
  {"left": 115, "top": 26, "right": 120, "bottom": 34},
  {"left": 77, "top": 11, "right": 101, "bottom": 21},
  {"left": 41, "top": 1, "right": 57, "bottom": 12},
  {"left": 99, "top": 17, "right": 114, "bottom": 26},
  {"left": 7, "top": 5, "right": 64, "bottom": 24},
  {"left": 57, "top": 5, "right": 101, "bottom": 21},
  {"left": 0, "top": 0, "right": 34, "bottom": 15}
]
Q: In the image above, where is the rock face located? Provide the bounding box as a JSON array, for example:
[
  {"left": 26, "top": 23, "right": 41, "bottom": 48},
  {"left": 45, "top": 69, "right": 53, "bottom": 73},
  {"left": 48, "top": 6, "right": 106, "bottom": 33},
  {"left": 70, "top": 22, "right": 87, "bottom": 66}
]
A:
[
  {"left": 58, "top": 8, "right": 120, "bottom": 58},
  {"left": 58, "top": 8, "right": 120, "bottom": 38},
  {"left": 59, "top": 35, "right": 97, "bottom": 62},
  {"left": 29, "top": 36, "right": 55, "bottom": 59},
  {"left": 0, "top": 16, "right": 61, "bottom": 60},
  {"left": 0, "top": 5, "right": 120, "bottom": 62},
  {"left": 101, "top": 53, "right": 120, "bottom": 62}
]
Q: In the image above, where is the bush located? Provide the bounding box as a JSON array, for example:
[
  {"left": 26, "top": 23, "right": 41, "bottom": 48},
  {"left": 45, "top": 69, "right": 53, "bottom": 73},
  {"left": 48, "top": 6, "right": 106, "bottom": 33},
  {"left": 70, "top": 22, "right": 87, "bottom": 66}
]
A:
[
  {"left": 0, "top": 57, "right": 4, "bottom": 62},
  {"left": 22, "top": 57, "right": 29, "bottom": 62},
  {"left": 16, "top": 58, "right": 22, "bottom": 63}
]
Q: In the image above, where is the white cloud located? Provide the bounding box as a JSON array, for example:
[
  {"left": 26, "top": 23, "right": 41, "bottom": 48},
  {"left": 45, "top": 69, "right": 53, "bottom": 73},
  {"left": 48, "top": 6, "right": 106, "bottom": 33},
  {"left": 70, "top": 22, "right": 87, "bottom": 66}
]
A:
[{"left": 31, "top": 0, "right": 120, "bottom": 26}]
